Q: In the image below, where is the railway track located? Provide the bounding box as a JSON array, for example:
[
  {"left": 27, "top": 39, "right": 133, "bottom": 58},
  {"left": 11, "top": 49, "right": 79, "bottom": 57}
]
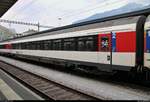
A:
[
  {"left": 1, "top": 56, "right": 150, "bottom": 100},
  {"left": 0, "top": 61, "right": 98, "bottom": 100}
]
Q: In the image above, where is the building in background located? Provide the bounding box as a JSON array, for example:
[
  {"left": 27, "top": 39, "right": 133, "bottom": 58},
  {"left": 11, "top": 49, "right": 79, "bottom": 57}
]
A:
[
  {"left": 15, "top": 29, "right": 38, "bottom": 37},
  {"left": 0, "top": 25, "right": 16, "bottom": 41},
  {"left": 22, "top": 29, "right": 38, "bottom": 36}
]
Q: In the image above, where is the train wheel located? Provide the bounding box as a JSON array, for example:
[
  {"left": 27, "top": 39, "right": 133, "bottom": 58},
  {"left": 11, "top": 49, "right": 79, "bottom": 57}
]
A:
[{"left": 128, "top": 67, "right": 137, "bottom": 80}]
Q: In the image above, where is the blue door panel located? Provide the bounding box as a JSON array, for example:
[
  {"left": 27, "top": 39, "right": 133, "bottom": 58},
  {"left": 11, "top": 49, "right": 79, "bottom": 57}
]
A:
[
  {"left": 112, "top": 32, "right": 116, "bottom": 52},
  {"left": 146, "top": 30, "right": 150, "bottom": 53}
]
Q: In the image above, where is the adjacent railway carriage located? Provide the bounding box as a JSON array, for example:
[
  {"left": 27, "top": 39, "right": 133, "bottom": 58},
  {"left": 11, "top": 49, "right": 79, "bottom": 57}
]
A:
[
  {"left": 0, "top": 15, "right": 149, "bottom": 74},
  {"left": 145, "top": 15, "right": 150, "bottom": 69}
]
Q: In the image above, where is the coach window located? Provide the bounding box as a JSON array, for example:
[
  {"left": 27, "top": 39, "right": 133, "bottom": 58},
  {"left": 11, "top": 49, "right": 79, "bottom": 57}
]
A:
[
  {"left": 45, "top": 40, "right": 52, "bottom": 50},
  {"left": 1, "top": 45, "right": 4, "bottom": 49},
  {"left": 26, "top": 42, "right": 29, "bottom": 49},
  {"left": 28, "top": 42, "right": 31, "bottom": 49},
  {"left": 20, "top": 43, "right": 23, "bottom": 49},
  {"left": 85, "top": 40, "right": 93, "bottom": 51},
  {"left": 37, "top": 41, "right": 41, "bottom": 50},
  {"left": 33, "top": 42, "right": 37, "bottom": 50},
  {"left": 15, "top": 43, "right": 18, "bottom": 49},
  {"left": 23, "top": 43, "right": 26, "bottom": 49},
  {"left": 1, "top": 45, "right": 3, "bottom": 49},
  {"left": 0, "top": 45, "right": 4, "bottom": 49},
  {"left": 53, "top": 40, "right": 61, "bottom": 50},
  {"left": 64, "top": 38, "right": 75, "bottom": 51},
  {"left": 3, "top": 45, "right": 5, "bottom": 49},
  {"left": 29, "top": 42, "right": 32, "bottom": 50},
  {"left": 15, "top": 44, "right": 18, "bottom": 49},
  {"left": 12, "top": 44, "right": 15, "bottom": 49},
  {"left": 27, "top": 42, "right": 29, "bottom": 49},
  {"left": 30, "top": 42, "right": 34, "bottom": 50},
  {"left": 33, "top": 41, "right": 37, "bottom": 50},
  {"left": 38, "top": 41, "right": 42, "bottom": 50},
  {"left": 21, "top": 43, "right": 25, "bottom": 49},
  {"left": 44, "top": 40, "right": 49, "bottom": 50},
  {"left": 18, "top": 43, "right": 22, "bottom": 49},
  {"left": 39, "top": 41, "right": 43, "bottom": 50},
  {"left": 30, "top": 42, "right": 33, "bottom": 49},
  {"left": 40, "top": 41, "right": 44, "bottom": 50},
  {"left": 48, "top": 40, "right": 52, "bottom": 50},
  {"left": 24, "top": 43, "right": 27, "bottom": 49},
  {"left": 36, "top": 41, "right": 41, "bottom": 50},
  {"left": 85, "top": 37, "right": 94, "bottom": 51},
  {"left": 78, "top": 41, "right": 85, "bottom": 51},
  {"left": 2, "top": 45, "right": 4, "bottom": 49},
  {"left": 30, "top": 42, "right": 33, "bottom": 50},
  {"left": 78, "top": 37, "right": 85, "bottom": 51},
  {"left": 0, "top": 45, "right": 2, "bottom": 49},
  {"left": 21, "top": 43, "right": 24, "bottom": 49},
  {"left": 100, "top": 37, "right": 109, "bottom": 51},
  {"left": 22, "top": 43, "right": 25, "bottom": 49},
  {"left": 11, "top": 44, "right": 13, "bottom": 49},
  {"left": 21, "top": 43, "right": 23, "bottom": 49},
  {"left": 35, "top": 41, "right": 38, "bottom": 50},
  {"left": 44, "top": 40, "right": 51, "bottom": 50}
]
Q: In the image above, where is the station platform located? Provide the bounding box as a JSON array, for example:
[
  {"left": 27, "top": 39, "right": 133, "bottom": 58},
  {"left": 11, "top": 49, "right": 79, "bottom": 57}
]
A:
[
  {"left": 0, "top": 69, "right": 43, "bottom": 100},
  {"left": 0, "top": 77, "right": 22, "bottom": 100}
]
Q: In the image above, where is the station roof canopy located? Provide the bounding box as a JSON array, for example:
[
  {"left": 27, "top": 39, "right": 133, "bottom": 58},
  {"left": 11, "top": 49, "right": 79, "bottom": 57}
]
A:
[{"left": 0, "top": 0, "right": 18, "bottom": 17}]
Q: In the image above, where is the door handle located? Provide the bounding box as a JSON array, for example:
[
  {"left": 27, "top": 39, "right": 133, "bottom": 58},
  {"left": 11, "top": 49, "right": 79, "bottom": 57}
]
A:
[{"left": 107, "top": 55, "right": 111, "bottom": 61}]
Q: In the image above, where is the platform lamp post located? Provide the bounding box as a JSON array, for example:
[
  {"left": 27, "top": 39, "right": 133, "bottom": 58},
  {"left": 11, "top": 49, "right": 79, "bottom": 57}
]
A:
[
  {"left": 37, "top": 22, "right": 40, "bottom": 32},
  {"left": 58, "top": 18, "right": 62, "bottom": 27}
]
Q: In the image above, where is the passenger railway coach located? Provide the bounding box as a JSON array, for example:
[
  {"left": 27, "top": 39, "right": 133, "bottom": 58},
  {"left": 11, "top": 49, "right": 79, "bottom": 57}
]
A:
[{"left": 0, "top": 15, "right": 150, "bottom": 75}]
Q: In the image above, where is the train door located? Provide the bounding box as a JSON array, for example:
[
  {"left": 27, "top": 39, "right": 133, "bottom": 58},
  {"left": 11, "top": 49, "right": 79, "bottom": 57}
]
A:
[{"left": 98, "top": 33, "right": 112, "bottom": 71}]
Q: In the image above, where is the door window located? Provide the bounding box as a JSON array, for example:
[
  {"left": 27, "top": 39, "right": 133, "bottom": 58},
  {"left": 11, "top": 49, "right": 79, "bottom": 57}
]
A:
[{"left": 100, "top": 36, "right": 110, "bottom": 51}]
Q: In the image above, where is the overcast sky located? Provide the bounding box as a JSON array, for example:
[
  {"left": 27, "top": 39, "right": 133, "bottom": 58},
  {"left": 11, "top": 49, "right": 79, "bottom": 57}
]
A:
[{"left": 1, "top": 0, "right": 150, "bottom": 33}]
